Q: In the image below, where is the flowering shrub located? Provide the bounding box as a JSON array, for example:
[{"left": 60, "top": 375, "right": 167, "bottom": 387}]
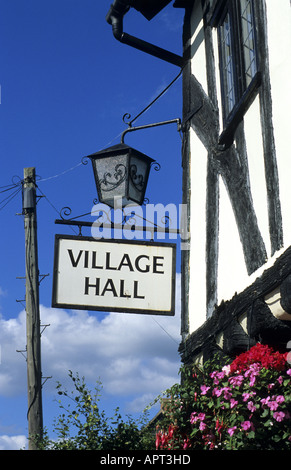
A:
[{"left": 155, "top": 343, "right": 291, "bottom": 450}]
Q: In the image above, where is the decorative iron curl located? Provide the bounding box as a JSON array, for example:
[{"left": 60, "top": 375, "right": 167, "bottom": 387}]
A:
[
  {"left": 161, "top": 214, "right": 171, "bottom": 228},
  {"left": 60, "top": 206, "right": 72, "bottom": 220},
  {"left": 151, "top": 161, "right": 161, "bottom": 172},
  {"left": 81, "top": 156, "right": 90, "bottom": 165},
  {"left": 122, "top": 113, "right": 132, "bottom": 126},
  {"left": 142, "top": 197, "right": 150, "bottom": 206},
  {"left": 122, "top": 210, "right": 137, "bottom": 227}
]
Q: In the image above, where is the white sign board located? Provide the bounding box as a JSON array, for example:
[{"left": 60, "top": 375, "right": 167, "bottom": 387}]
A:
[{"left": 52, "top": 235, "right": 176, "bottom": 315}]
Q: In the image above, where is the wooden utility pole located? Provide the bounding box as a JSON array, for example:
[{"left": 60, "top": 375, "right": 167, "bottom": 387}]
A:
[{"left": 23, "top": 167, "right": 43, "bottom": 450}]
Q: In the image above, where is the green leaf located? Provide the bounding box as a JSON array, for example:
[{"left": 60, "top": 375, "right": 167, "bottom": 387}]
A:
[{"left": 261, "top": 408, "right": 269, "bottom": 418}]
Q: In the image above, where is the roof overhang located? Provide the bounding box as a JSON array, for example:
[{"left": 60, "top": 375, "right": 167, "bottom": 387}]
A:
[{"left": 127, "top": 0, "right": 172, "bottom": 20}]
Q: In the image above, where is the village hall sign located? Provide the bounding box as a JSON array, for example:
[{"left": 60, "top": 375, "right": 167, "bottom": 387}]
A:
[{"left": 52, "top": 235, "right": 176, "bottom": 316}]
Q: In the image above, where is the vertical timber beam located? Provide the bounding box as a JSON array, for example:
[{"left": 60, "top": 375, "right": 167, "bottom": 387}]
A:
[{"left": 181, "top": 5, "right": 193, "bottom": 340}]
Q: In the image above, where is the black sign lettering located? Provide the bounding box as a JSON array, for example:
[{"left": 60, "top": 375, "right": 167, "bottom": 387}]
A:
[
  {"left": 92, "top": 251, "right": 103, "bottom": 269},
  {"left": 84, "top": 277, "right": 100, "bottom": 295},
  {"left": 133, "top": 280, "right": 145, "bottom": 299},
  {"left": 101, "top": 278, "right": 118, "bottom": 297},
  {"left": 120, "top": 279, "right": 131, "bottom": 298},
  {"left": 135, "top": 255, "right": 150, "bottom": 273},
  {"left": 105, "top": 252, "right": 117, "bottom": 270},
  {"left": 153, "top": 256, "right": 164, "bottom": 274},
  {"left": 117, "top": 253, "right": 134, "bottom": 271},
  {"left": 68, "top": 249, "right": 83, "bottom": 268}
]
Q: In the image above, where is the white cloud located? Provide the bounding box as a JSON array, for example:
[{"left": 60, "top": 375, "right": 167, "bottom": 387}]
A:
[
  {"left": 0, "top": 275, "right": 181, "bottom": 449},
  {"left": 159, "top": 11, "right": 183, "bottom": 33},
  {"left": 40, "top": 303, "right": 181, "bottom": 400},
  {"left": 0, "top": 434, "right": 27, "bottom": 450},
  {"left": 0, "top": 275, "right": 182, "bottom": 426}
]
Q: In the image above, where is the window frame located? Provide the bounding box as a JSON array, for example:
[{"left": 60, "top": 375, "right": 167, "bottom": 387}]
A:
[{"left": 214, "top": 0, "right": 261, "bottom": 145}]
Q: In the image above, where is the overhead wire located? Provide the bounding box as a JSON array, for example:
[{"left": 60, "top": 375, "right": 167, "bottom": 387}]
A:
[{"left": 0, "top": 184, "right": 22, "bottom": 211}]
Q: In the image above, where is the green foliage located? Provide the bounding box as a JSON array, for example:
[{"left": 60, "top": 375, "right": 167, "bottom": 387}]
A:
[
  {"left": 155, "top": 344, "right": 291, "bottom": 450},
  {"left": 36, "top": 344, "right": 291, "bottom": 451},
  {"left": 38, "top": 370, "right": 155, "bottom": 450}
]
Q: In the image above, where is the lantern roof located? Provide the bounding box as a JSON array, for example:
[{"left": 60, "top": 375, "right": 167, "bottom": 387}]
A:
[{"left": 85, "top": 143, "right": 155, "bottom": 163}]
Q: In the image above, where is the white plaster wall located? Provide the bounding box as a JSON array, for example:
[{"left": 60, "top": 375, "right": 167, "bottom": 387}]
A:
[
  {"left": 217, "top": 96, "right": 269, "bottom": 303},
  {"left": 266, "top": 0, "right": 291, "bottom": 247},
  {"left": 188, "top": 130, "right": 208, "bottom": 332},
  {"left": 188, "top": 3, "right": 209, "bottom": 332}
]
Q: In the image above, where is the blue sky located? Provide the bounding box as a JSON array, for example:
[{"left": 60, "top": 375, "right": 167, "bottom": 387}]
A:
[{"left": 0, "top": 1, "right": 185, "bottom": 449}]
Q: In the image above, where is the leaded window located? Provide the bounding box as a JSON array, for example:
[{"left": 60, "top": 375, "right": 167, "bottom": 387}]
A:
[{"left": 217, "top": 0, "right": 258, "bottom": 126}]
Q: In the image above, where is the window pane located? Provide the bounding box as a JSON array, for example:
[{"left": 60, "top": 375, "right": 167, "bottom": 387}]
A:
[
  {"left": 220, "top": 12, "right": 236, "bottom": 115},
  {"left": 240, "top": 0, "right": 257, "bottom": 86}
]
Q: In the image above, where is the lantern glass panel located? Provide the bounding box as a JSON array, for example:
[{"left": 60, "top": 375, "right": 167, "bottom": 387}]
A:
[
  {"left": 94, "top": 154, "right": 128, "bottom": 207},
  {"left": 128, "top": 155, "right": 149, "bottom": 205}
]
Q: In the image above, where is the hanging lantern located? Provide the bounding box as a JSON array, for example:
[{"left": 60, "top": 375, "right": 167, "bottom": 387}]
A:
[{"left": 86, "top": 143, "right": 155, "bottom": 208}]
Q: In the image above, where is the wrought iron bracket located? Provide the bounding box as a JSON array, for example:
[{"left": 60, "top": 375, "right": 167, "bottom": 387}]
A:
[
  {"left": 55, "top": 217, "right": 180, "bottom": 235},
  {"left": 121, "top": 118, "right": 182, "bottom": 143},
  {"left": 54, "top": 205, "right": 180, "bottom": 238}
]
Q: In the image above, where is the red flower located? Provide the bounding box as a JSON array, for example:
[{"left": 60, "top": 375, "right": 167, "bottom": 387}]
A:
[{"left": 230, "top": 343, "right": 287, "bottom": 374}]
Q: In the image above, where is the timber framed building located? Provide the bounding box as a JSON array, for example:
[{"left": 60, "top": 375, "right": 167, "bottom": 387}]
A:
[{"left": 106, "top": 0, "right": 291, "bottom": 363}]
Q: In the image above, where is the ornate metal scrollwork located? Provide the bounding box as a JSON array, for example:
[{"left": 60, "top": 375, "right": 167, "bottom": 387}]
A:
[
  {"left": 99, "top": 164, "right": 127, "bottom": 192},
  {"left": 122, "top": 113, "right": 132, "bottom": 126},
  {"left": 130, "top": 164, "right": 144, "bottom": 192},
  {"left": 81, "top": 156, "right": 90, "bottom": 166},
  {"left": 60, "top": 206, "right": 72, "bottom": 220},
  {"left": 161, "top": 214, "right": 171, "bottom": 228},
  {"left": 151, "top": 161, "right": 161, "bottom": 172}
]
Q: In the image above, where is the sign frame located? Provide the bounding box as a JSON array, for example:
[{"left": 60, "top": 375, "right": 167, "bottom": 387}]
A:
[{"left": 52, "top": 234, "right": 176, "bottom": 316}]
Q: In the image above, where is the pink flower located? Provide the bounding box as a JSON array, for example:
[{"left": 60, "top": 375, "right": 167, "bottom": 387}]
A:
[
  {"left": 241, "top": 420, "right": 254, "bottom": 431},
  {"left": 261, "top": 396, "right": 270, "bottom": 406},
  {"left": 287, "top": 369, "right": 291, "bottom": 376},
  {"left": 243, "top": 392, "right": 255, "bottom": 402},
  {"left": 276, "top": 395, "right": 285, "bottom": 404},
  {"left": 249, "top": 374, "right": 257, "bottom": 387},
  {"left": 212, "top": 387, "right": 222, "bottom": 397},
  {"left": 277, "top": 375, "right": 283, "bottom": 385},
  {"left": 200, "top": 385, "right": 210, "bottom": 395},
  {"left": 268, "top": 400, "right": 279, "bottom": 411},
  {"left": 210, "top": 371, "right": 225, "bottom": 385},
  {"left": 230, "top": 398, "right": 238, "bottom": 409},
  {"left": 229, "top": 375, "right": 244, "bottom": 387},
  {"left": 273, "top": 411, "right": 285, "bottom": 422},
  {"left": 228, "top": 426, "right": 237, "bottom": 436},
  {"left": 222, "top": 387, "right": 232, "bottom": 400},
  {"left": 190, "top": 412, "right": 197, "bottom": 424},
  {"left": 247, "top": 401, "right": 256, "bottom": 413},
  {"left": 190, "top": 412, "right": 205, "bottom": 425},
  {"left": 199, "top": 421, "right": 207, "bottom": 431}
]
